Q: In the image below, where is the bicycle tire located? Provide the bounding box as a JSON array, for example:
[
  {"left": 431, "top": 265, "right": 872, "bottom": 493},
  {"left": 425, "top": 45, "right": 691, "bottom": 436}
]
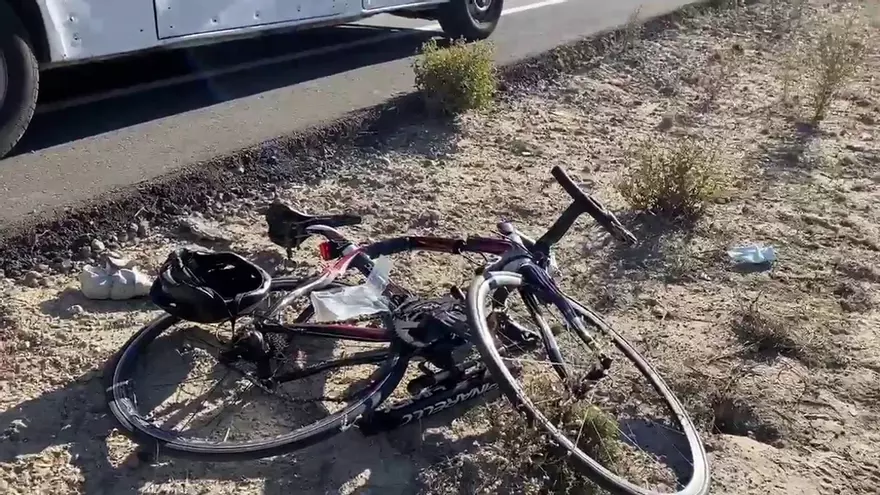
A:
[
  {"left": 466, "top": 271, "right": 710, "bottom": 495},
  {"left": 104, "top": 276, "right": 409, "bottom": 461}
]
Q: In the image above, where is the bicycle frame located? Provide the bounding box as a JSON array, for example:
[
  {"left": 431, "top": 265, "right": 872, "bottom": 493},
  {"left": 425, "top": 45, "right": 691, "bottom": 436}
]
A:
[
  {"left": 248, "top": 226, "right": 546, "bottom": 432},
  {"left": 253, "top": 160, "right": 640, "bottom": 431},
  {"left": 261, "top": 229, "right": 513, "bottom": 341}
]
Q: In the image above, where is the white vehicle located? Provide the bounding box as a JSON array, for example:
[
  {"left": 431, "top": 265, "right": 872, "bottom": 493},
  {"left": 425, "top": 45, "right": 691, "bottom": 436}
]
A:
[{"left": 0, "top": 0, "right": 502, "bottom": 158}]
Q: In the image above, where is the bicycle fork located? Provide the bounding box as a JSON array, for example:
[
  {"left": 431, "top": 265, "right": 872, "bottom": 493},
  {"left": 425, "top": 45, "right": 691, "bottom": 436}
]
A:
[{"left": 519, "top": 264, "right": 613, "bottom": 382}]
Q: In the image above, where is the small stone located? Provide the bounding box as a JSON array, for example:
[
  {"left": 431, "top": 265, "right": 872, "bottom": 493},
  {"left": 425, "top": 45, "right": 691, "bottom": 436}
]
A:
[
  {"left": 90, "top": 239, "right": 106, "bottom": 253},
  {"left": 137, "top": 220, "right": 149, "bottom": 238},
  {"left": 651, "top": 306, "right": 669, "bottom": 319},
  {"left": 839, "top": 153, "right": 856, "bottom": 166},
  {"left": 179, "top": 216, "right": 232, "bottom": 243},
  {"left": 846, "top": 143, "right": 866, "bottom": 152},
  {"left": 67, "top": 305, "right": 85, "bottom": 317},
  {"left": 59, "top": 260, "right": 74, "bottom": 273},
  {"left": 658, "top": 114, "right": 675, "bottom": 131},
  {"left": 22, "top": 271, "right": 41, "bottom": 288},
  {"left": 78, "top": 245, "right": 92, "bottom": 260},
  {"left": 379, "top": 156, "right": 392, "bottom": 166},
  {"left": 414, "top": 210, "right": 441, "bottom": 228},
  {"left": 35, "top": 263, "right": 50, "bottom": 273},
  {"left": 107, "top": 233, "right": 118, "bottom": 243}
]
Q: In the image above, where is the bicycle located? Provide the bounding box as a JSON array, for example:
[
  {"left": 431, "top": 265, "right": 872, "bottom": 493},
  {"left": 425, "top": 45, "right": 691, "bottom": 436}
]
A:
[{"left": 105, "top": 166, "right": 710, "bottom": 495}]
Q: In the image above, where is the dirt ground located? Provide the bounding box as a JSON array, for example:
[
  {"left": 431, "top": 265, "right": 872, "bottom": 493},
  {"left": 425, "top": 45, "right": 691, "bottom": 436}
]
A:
[{"left": 1, "top": 1, "right": 879, "bottom": 493}]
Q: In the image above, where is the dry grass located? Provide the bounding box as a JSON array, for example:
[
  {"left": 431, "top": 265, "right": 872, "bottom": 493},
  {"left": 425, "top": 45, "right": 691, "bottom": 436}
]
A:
[
  {"left": 728, "top": 292, "right": 846, "bottom": 370},
  {"left": 617, "top": 136, "right": 726, "bottom": 220},
  {"left": 413, "top": 39, "right": 497, "bottom": 115},
  {"left": 698, "top": 45, "right": 744, "bottom": 112},
  {"left": 805, "top": 12, "right": 869, "bottom": 123},
  {"left": 669, "top": 365, "right": 784, "bottom": 445},
  {"left": 418, "top": 377, "right": 619, "bottom": 494},
  {"left": 605, "top": 7, "right": 644, "bottom": 56}
]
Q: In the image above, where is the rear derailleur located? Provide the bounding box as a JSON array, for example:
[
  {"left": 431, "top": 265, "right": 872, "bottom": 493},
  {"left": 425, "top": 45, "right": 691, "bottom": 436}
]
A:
[{"left": 218, "top": 328, "right": 276, "bottom": 388}]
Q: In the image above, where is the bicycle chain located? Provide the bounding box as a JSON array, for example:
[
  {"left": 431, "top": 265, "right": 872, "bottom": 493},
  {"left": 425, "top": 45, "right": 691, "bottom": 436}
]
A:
[{"left": 224, "top": 312, "right": 392, "bottom": 405}]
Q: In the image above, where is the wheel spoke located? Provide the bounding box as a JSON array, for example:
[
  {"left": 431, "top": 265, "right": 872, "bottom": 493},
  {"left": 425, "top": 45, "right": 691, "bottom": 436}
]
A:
[
  {"left": 467, "top": 272, "right": 710, "bottom": 495},
  {"left": 105, "top": 277, "right": 404, "bottom": 459}
]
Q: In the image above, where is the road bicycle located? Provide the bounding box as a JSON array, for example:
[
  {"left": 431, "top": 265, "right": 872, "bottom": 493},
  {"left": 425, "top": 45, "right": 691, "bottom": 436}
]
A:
[{"left": 104, "top": 166, "right": 710, "bottom": 495}]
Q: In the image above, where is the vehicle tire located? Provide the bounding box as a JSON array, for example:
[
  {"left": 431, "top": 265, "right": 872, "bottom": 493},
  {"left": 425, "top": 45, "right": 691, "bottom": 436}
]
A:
[
  {"left": 466, "top": 271, "right": 711, "bottom": 495},
  {"left": 438, "top": 0, "right": 504, "bottom": 41},
  {"left": 0, "top": 2, "right": 39, "bottom": 159},
  {"left": 105, "top": 276, "right": 409, "bottom": 461}
]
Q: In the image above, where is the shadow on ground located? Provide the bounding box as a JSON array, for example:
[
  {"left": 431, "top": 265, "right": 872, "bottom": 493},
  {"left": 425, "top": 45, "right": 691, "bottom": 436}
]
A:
[
  {"left": 12, "top": 24, "right": 437, "bottom": 156},
  {"left": 580, "top": 213, "right": 705, "bottom": 305},
  {"left": 1, "top": 301, "right": 493, "bottom": 495},
  {"left": 38, "top": 288, "right": 156, "bottom": 319}
]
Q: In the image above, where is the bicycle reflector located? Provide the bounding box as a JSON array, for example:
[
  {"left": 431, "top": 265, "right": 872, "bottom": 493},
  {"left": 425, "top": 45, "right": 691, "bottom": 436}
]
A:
[{"left": 318, "top": 242, "right": 334, "bottom": 261}]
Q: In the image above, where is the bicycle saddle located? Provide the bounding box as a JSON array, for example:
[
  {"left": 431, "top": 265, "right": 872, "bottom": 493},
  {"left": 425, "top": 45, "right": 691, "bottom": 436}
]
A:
[{"left": 265, "top": 200, "right": 362, "bottom": 249}]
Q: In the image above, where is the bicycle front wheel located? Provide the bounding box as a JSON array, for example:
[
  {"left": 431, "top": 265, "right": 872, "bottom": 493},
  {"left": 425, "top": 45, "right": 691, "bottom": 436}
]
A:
[
  {"left": 466, "top": 271, "right": 710, "bottom": 495},
  {"left": 105, "top": 276, "right": 408, "bottom": 461}
]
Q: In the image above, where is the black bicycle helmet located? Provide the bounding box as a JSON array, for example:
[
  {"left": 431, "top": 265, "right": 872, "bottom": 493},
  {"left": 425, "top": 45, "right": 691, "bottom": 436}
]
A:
[{"left": 150, "top": 248, "right": 272, "bottom": 324}]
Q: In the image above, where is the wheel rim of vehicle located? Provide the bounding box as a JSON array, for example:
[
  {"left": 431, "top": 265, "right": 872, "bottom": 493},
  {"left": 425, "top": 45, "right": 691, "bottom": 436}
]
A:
[
  {"left": 469, "top": 0, "right": 494, "bottom": 17},
  {"left": 0, "top": 51, "right": 7, "bottom": 106}
]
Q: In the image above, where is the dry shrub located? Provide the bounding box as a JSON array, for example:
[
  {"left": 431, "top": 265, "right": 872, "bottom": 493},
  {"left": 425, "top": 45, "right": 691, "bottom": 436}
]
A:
[
  {"left": 605, "top": 7, "right": 644, "bottom": 56},
  {"left": 777, "top": 40, "right": 804, "bottom": 107},
  {"left": 413, "top": 39, "right": 497, "bottom": 115},
  {"left": 418, "top": 378, "right": 620, "bottom": 494},
  {"left": 618, "top": 136, "right": 725, "bottom": 220},
  {"left": 729, "top": 293, "right": 837, "bottom": 367},
  {"left": 805, "top": 12, "right": 868, "bottom": 123},
  {"left": 699, "top": 45, "right": 744, "bottom": 112},
  {"left": 668, "top": 365, "right": 782, "bottom": 445},
  {"left": 731, "top": 300, "right": 801, "bottom": 358},
  {"left": 765, "top": 0, "right": 807, "bottom": 36}
]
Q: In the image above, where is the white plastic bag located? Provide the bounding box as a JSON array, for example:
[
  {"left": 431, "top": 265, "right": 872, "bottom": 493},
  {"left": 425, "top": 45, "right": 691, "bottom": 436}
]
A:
[
  {"left": 727, "top": 244, "right": 777, "bottom": 265},
  {"left": 310, "top": 256, "right": 393, "bottom": 322}
]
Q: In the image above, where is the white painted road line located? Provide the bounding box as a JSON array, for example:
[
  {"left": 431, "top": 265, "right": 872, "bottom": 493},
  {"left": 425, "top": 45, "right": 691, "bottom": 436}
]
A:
[{"left": 36, "top": 0, "right": 568, "bottom": 116}]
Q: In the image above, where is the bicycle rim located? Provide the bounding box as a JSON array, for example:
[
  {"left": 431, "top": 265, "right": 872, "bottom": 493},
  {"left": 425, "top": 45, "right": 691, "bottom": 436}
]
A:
[
  {"left": 467, "top": 271, "right": 710, "bottom": 495},
  {"left": 105, "top": 276, "right": 408, "bottom": 461}
]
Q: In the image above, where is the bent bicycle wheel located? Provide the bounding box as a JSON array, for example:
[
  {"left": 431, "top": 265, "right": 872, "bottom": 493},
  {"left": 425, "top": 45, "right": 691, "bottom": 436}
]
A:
[
  {"left": 467, "top": 271, "right": 710, "bottom": 495},
  {"left": 105, "top": 276, "right": 408, "bottom": 461}
]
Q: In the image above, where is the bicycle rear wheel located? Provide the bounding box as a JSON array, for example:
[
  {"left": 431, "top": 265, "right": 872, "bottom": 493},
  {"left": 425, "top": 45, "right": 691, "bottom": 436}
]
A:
[
  {"left": 105, "top": 276, "right": 408, "bottom": 461},
  {"left": 466, "top": 271, "right": 710, "bottom": 495}
]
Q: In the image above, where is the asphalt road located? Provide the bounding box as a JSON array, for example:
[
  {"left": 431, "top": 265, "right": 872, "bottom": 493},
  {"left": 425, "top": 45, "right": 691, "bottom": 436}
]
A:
[{"left": 0, "top": 0, "right": 694, "bottom": 228}]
